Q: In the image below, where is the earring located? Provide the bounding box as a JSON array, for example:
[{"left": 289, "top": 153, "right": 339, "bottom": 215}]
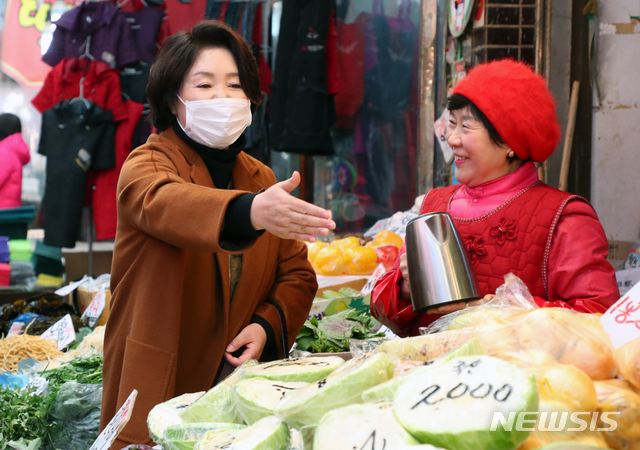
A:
[{"left": 508, "top": 150, "right": 514, "bottom": 158}]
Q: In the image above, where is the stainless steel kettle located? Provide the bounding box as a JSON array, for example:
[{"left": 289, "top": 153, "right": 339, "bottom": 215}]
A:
[{"left": 405, "top": 212, "right": 481, "bottom": 312}]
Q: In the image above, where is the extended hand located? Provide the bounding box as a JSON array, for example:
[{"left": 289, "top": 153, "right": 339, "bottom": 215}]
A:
[
  {"left": 224, "top": 323, "right": 267, "bottom": 367},
  {"left": 250, "top": 171, "right": 335, "bottom": 242}
]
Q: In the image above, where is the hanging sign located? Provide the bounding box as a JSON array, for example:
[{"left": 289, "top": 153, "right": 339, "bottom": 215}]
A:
[
  {"left": 0, "top": 0, "right": 74, "bottom": 89},
  {"left": 448, "top": 0, "right": 475, "bottom": 37}
]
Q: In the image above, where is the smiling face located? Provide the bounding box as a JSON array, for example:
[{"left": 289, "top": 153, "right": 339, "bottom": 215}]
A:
[
  {"left": 173, "top": 47, "right": 249, "bottom": 128},
  {"left": 446, "top": 107, "right": 517, "bottom": 187}
]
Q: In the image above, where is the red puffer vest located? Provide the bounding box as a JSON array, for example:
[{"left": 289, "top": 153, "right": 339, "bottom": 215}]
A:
[{"left": 420, "top": 181, "right": 586, "bottom": 299}]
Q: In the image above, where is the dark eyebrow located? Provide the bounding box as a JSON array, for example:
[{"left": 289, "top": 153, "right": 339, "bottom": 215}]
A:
[
  {"left": 191, "top": 71, "right": 239, "bottom": 78},
  {"left": 461, "top": 115, "right": 477, "bottom": 121}
]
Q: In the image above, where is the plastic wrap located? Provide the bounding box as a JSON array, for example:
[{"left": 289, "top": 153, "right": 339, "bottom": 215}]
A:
[
  {"left": 593, "top": 379, "right": 640, "bottom": 450},
  {"left": 289, "top": 427, "right": 303, "bottom": 450},
  {"left": 193, "top": 416, "right": 290, "bottom": 450},
  {"left": 47, "top": 381, "right": 103, "bottom": 450},
  {"left": 274, "top": 353, "right": 394, "bottom": 428},
  {"left": 349, "top": 337, "right": 387, "bottom": 357},
  {"left": 518, "top": 429, "right": 609, "bottom": 450},
  {"left": 393, "top": 355, "right": 538, "bottom": 450},
  {"left": 147, "top": 392, "right": 205, "bottom": 443},
  {"left": 313, "top": 403, "right": 418, "bottom": 449},
  {"left": 362, "top": 338, "right": 485, "bottom": 403},
  {"left": 376, "top": 327, "right": 475, "bottom": 361},
  {"left": 526, "top": 364, "right": 598, "bottom": 412},
  {"left": 232, "top": 377, "right": 308, "bottom": 425},
  {"left": 422, "top": 273, "right": 538, "bottom": 335},
  {"left": 161, "top": 423, "right": 246, "bottom": 450},
  {"left": 469, "top": 308, "right": 617, "bottom": 380},
  {"left": 614, "top": 337, "right": 640, "bottom": 391},
  {"left": 240, "top": 356, "right": 344, "bottom": 383},
  {"left": 178, "top": 382, "right": 242, "bottom": 425}
]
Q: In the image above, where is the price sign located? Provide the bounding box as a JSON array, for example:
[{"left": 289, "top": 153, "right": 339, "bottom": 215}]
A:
[
  {"left": 601, "top": 280, "right": 640, "bottom": 349},
  {"left": 81, "top": 285, "right": 106, "bottom": 328},
  {"left": 7, "top": 321, "right": 24, "bottom": 337},
  {"left": 89, "top": 389, "right": 138, "bottom": 450},
  {"left": 361, "top": 264, "right": 387, "bottom": 297},
  {"left": 41, "top": 314, "right": 76, "bottom": 350},
  {"left": 55, "top": 275, "right": 90, "bottom": 297}
]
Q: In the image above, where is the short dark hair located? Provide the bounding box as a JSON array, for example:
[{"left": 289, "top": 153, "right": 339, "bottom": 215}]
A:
[
  {"left": 147, "top": 20, "right": 262, "bottom": 132},
  {"left": 447, "top": 93, "right": 524, "bottom": 165},
  {"left": 0, "top": 113, "right": 22, "bottom": 142}
]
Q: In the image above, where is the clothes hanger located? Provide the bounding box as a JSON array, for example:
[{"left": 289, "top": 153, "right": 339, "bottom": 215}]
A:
[
  {"left": 70, "top": 76, "right": 91, "bottom": 109},
  {"left": 79, "top": 36, "right": 95, "bottom": 61}
]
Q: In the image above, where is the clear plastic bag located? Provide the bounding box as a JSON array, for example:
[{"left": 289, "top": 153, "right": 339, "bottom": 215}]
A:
[
  {"left": 474, "top": 308, "right": 616, "bottom": 380},
  {"left": 194, "top": 417, "right": 290, "bottom": 450},
  {"left": 593, "top": 379, "right": 640, "bottom": 450},
  {"left": 422, "top": 273, "right": 538, "bottom": 335},
  {"left": 614, "top": 337, "right": 640, "bottom": 391},
  {"left": 46, "top": 381, "right": 103, "bottom": 450}
]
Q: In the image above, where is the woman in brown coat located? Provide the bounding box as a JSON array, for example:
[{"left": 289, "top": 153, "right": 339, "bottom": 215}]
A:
[{"left": 100, "top": 21, "right": 335, "bottom": 449}]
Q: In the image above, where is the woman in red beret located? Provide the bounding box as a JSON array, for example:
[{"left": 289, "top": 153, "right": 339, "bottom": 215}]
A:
[{"left": 371, "top": 59, "right": 619, "bottom": 337}]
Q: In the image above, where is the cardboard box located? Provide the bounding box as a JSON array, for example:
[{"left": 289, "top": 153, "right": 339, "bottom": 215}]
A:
[
  {"left": 309, "top": 278, "right": 369, "bottom": 321},
  {"left": 608, "top": 240, "right": 635, "bottom": 271},
  {"left": 77, "top": 287, "right": 112, "bottom": 327}
]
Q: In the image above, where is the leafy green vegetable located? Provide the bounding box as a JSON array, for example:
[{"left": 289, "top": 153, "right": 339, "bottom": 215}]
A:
[
  {"left": 295, "top": 309, "right": 385, "bottom": 353},
  {"left": 0, "top": 355, "right": 103, "bottom": 449},
  {"left": 0, "top": 387, "right": 52, "bottom": 450}
]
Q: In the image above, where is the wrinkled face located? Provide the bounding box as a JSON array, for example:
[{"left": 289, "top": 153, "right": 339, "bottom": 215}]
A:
[
  {"left": 172, "top": 47, "right": 248, "bottom": 128},
  {"left": 446, "top": 107, "right": 516, "bottom": 187}
]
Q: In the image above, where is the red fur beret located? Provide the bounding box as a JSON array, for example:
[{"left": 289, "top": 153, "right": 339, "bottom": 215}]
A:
[{"left": 452, "top": 59, "right": 561, "bottom": 163}]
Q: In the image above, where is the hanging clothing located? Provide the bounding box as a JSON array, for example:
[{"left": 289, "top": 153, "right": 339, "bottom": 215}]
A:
[
  {"left": 0, "top": 134, "right": 31, "bottom": 209},
  {"left": 87, "top": 100, "right": 145, "bottom": 241},
  {"left": 38, "top": 100, "right": 116, "bottom": 248},
  {"left": 43, "top": 1, "right": 141, "bottom": 69},
  {"left": 32, "top": 58, "right": 128, "bottom": 122},
  {"left": 163, "top": 0, "right": 207, "bottom": 34},
  {"left": 269, "top": 0, "right": 335, "bottom": 155},
  {"left": 122, "top": 6, "right": 166, "bottom": 63}
]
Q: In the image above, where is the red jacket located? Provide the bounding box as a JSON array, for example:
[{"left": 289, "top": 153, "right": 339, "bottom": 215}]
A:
[
  {"left": 371, "top": 182, "right": 619, "bottom": 337},
  {"left": 0, "top": 134, "right": 30, "bottom": 209}
]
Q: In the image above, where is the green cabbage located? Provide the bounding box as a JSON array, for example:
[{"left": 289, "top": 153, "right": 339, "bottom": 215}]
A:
[
  {"left": 313, "top": 403, "right": 419, "bottom": 450},
  {"left": 162, "top": 423, "right": 246, "bottom": 450},
  {"left": 274, "top": 353, "right": 394, "bottom": 428},
  {"left": 147, "top": 392, "right": 205, "bottom": 443},
  {"left": 240, "top": 356, "right": 344, "bottom": 383},
  {"left": 233, "top": 378, "right": 308, "bottom": 425},
  {"left": 393, "top": 355, "right": 538, "bottom": 450},
  {"left": 179, "top": 383, "right": 243, "bottom": 425},
  {"left": 194, "top": 416, "right": 290, "bottom": 450}
]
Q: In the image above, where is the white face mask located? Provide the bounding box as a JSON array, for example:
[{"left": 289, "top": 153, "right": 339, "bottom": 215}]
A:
[{"left": 176, "top": 95, "right": 252, "bottom": 149}]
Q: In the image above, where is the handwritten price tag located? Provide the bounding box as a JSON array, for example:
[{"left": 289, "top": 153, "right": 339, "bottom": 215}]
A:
[
  {"left": 7, "top": 321, "right": 24, "bottom": 337},
  {"left": 22, "top": 376, "right": 49, "bottom": 397},
  {"left": 41, "top": 314, "right": 76, "bottom": 350},
  {"left": 81, "top": 285, "right": 106, "bottom": 328},
  {"left": 55, "top": 275, "right": 90, "bottom": 297},
  {"left": 89, "top": 389, "right": 137, "bottom": 450},
  {"left": 601, "top": 280, "right": 640, "bottom": 349},
  {"left": 361, "top": 264, "right": 387, "bottom": 297}
]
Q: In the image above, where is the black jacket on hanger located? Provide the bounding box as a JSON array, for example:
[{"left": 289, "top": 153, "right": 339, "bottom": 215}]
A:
[
  {"left": 39, "top": 99, "right": 115, "bottom": 248},
  {"left": 269, "top": 0, "right": 335, "bottom": 156}
]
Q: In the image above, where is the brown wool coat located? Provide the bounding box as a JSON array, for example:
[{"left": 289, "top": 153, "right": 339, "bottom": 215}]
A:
[{"left": 99, "top": 128, "right": 317, "bottom": 448}]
